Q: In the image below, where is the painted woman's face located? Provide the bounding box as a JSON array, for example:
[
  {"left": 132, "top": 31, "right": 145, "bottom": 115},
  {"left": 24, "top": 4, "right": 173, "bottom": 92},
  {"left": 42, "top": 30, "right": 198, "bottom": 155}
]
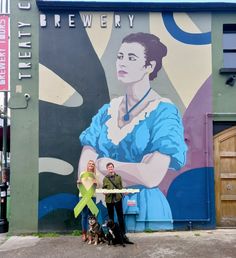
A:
[{"left": 116, "top": 42, "right": 149, "bottom": 84}]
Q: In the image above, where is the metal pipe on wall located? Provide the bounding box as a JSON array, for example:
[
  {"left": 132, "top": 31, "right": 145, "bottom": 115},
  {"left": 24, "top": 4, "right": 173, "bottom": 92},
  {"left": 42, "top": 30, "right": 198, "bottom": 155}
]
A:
[
  {"left": 0, "top": 91, "right": 9, "bottom": 233},
  {"left": 2, "top": 91, "right": 8, "bottom": 170}
]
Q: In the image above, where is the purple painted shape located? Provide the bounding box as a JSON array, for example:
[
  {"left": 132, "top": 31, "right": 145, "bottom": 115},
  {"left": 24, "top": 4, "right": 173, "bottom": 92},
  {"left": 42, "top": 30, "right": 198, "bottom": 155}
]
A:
[{"left": 159, "top": 76, "right": 213, "bottom": 195}]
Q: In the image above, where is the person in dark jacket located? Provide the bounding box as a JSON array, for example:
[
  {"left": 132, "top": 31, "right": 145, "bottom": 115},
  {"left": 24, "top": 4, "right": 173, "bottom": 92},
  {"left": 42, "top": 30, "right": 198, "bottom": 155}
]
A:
[{"left": 103, "top": 162, "right": 126, "bottom": 236}]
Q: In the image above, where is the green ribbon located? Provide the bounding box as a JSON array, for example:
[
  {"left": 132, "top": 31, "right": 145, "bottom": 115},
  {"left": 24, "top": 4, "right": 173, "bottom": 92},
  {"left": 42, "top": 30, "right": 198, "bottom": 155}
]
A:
[{"left": 74, "top": 172, "right": 99, "bottom": 218}]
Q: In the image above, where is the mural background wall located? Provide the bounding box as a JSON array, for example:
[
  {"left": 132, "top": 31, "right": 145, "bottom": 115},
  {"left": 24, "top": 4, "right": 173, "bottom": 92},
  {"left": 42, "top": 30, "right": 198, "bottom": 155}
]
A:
[{"left": 38, "top": 12, "right": 215, "bottom": 231}]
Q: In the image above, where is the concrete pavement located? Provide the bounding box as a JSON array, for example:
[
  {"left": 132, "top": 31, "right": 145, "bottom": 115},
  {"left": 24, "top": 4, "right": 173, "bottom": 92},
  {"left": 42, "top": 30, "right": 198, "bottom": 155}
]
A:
[{"left": 0, "top": 229, "right": 236, "bottom": 258}]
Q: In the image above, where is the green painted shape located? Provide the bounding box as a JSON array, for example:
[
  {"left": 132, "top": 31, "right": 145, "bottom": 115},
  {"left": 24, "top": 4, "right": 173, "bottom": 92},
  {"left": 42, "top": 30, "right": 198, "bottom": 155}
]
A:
[
  {"left": 74, "top": 172, "right": 98, "bottom": 217},
  {"left": 212, "top": 13, "right": 236, "bottom": 121},
  {"left": 9, "top": 2, "right": 39, "bottom": 234}
]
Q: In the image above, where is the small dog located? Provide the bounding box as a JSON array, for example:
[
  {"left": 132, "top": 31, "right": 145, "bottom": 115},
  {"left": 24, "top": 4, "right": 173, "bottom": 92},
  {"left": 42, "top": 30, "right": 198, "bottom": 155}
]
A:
[
  {"left": 87, "top": 215, "right": 105, "bottom": 245},
  {"left": 105, "top": 219, "right": 134, "bottom": 247}
]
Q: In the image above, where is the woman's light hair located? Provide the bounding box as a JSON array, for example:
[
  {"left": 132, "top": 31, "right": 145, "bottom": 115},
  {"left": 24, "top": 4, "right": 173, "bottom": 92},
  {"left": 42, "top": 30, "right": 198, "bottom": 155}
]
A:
[{"left": 87, "top": 160, "right": 96, "bottom": 173}]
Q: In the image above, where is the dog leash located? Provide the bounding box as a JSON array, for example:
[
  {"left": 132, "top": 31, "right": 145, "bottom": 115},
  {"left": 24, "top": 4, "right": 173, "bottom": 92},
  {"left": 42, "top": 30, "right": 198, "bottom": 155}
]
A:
[{"left": 74, "top": 172, "right": 99, "bottom": 218}]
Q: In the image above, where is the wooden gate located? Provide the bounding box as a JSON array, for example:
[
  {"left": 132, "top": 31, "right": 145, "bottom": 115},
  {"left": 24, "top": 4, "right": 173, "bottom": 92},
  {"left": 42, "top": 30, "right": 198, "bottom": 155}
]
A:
[{"left": 214, "top": 126, "right": 236, "bottom": 227}]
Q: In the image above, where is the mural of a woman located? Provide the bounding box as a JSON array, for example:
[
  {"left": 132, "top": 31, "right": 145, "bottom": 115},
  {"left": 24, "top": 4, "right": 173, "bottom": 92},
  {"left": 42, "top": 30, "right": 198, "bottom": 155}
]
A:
[{"left": 78, "top": 32, "right": 188, "bottom": 230}]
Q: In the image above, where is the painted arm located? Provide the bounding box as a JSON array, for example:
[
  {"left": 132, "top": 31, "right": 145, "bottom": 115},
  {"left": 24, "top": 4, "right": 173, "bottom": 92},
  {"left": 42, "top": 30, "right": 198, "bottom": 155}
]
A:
[{"left": 96, "top": 151, "right": 170, "bottom": 188}]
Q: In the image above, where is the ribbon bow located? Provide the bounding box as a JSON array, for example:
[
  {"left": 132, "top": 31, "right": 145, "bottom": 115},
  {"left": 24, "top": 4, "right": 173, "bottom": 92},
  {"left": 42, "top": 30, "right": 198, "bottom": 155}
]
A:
[{"left": 74, "top": 172, "right": 99, "bottom": 218}]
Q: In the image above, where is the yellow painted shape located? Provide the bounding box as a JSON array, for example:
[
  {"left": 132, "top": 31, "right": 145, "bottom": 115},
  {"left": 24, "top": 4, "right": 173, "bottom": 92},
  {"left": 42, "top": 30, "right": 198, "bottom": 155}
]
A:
[
  {"left": 150, "top": 13, "right": 212, "bottom": 108},
  {"left": 80, "top": 12, "right": 113, "bottom": 59},
  {"left": 39, "top": 63, "right": 83, "bottom": 107},
  {"left": 173, "top": 13, "right": 209, "bottom": 33}
]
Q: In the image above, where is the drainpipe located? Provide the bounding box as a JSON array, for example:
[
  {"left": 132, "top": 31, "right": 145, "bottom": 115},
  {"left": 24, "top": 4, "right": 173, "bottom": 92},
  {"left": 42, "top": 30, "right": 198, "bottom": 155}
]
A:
[{"left": 0, "top": 91, "right": 9, "bottom": 233}]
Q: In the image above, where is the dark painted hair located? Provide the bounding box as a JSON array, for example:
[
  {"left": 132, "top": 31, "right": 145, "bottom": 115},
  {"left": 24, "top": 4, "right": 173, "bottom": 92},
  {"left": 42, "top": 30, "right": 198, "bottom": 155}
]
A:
[{"left": 122, "top": 32, "right": 167, "bottom": 81}]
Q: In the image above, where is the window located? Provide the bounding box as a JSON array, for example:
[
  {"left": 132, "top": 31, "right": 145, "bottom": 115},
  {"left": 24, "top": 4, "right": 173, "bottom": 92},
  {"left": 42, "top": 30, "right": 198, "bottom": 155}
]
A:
[{"left": 220, "top": 24, "right": 236, "bottom": 73}]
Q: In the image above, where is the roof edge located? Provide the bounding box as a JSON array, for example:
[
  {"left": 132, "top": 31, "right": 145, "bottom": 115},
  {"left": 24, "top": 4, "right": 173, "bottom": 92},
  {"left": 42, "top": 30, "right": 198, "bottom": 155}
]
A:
[{"left": 36, "top": 1, "right": 236, "bottom": 12}]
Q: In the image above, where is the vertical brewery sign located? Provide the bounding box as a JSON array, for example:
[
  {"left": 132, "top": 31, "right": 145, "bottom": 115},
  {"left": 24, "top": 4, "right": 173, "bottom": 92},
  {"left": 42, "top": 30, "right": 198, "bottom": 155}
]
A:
[{"left": 0, "top": 15, "right": 9, "bottom": 91}]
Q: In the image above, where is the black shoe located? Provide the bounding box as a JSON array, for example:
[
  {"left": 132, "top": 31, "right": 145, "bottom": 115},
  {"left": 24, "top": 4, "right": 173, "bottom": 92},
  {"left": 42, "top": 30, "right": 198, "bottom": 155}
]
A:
[
  {"left": 123, "top": 234, "right": 129, "bottom": 242},
  {"left": 123, "top": 234, "right": 134, "bottom": 244}
]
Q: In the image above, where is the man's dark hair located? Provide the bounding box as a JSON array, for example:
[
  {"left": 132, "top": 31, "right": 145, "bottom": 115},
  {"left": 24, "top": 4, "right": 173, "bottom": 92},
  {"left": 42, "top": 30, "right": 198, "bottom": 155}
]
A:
[{"left": 106, "top": 162, "right": 114, "bottom": 169}]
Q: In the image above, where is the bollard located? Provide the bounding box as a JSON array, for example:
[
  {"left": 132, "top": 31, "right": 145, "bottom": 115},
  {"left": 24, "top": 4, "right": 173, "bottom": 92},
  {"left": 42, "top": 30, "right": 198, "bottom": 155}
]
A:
[{"left": 0, "top": 182, "right": 9, "bottom": 233}]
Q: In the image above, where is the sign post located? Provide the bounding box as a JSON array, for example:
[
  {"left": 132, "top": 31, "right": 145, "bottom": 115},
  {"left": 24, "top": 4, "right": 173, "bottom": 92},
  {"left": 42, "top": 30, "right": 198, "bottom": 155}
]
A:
[{"left": 0, "top": 15, "right": 9, "bottom": 233}]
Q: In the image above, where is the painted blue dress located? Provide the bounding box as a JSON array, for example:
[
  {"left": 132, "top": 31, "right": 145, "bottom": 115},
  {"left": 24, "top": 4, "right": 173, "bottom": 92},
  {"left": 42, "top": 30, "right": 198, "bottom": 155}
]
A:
[{"left": 80, "top": 97, "right": 187, "bottom": 230}]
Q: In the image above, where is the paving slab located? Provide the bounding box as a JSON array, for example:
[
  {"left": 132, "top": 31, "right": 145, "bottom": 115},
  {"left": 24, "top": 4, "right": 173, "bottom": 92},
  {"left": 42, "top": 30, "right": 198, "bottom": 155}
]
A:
[
  {"left": 0, "top": 236, "right": 40, "bottom": 252},
  {"left": 0, "top": 229, "right": 235, "bottom": 258}
]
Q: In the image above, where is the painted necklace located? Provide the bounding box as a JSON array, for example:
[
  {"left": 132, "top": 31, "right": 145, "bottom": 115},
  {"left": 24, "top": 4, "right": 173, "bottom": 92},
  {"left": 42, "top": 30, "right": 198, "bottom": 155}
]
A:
[{"left": 123, "top": 87, "right": 152, "bottom": 121}]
